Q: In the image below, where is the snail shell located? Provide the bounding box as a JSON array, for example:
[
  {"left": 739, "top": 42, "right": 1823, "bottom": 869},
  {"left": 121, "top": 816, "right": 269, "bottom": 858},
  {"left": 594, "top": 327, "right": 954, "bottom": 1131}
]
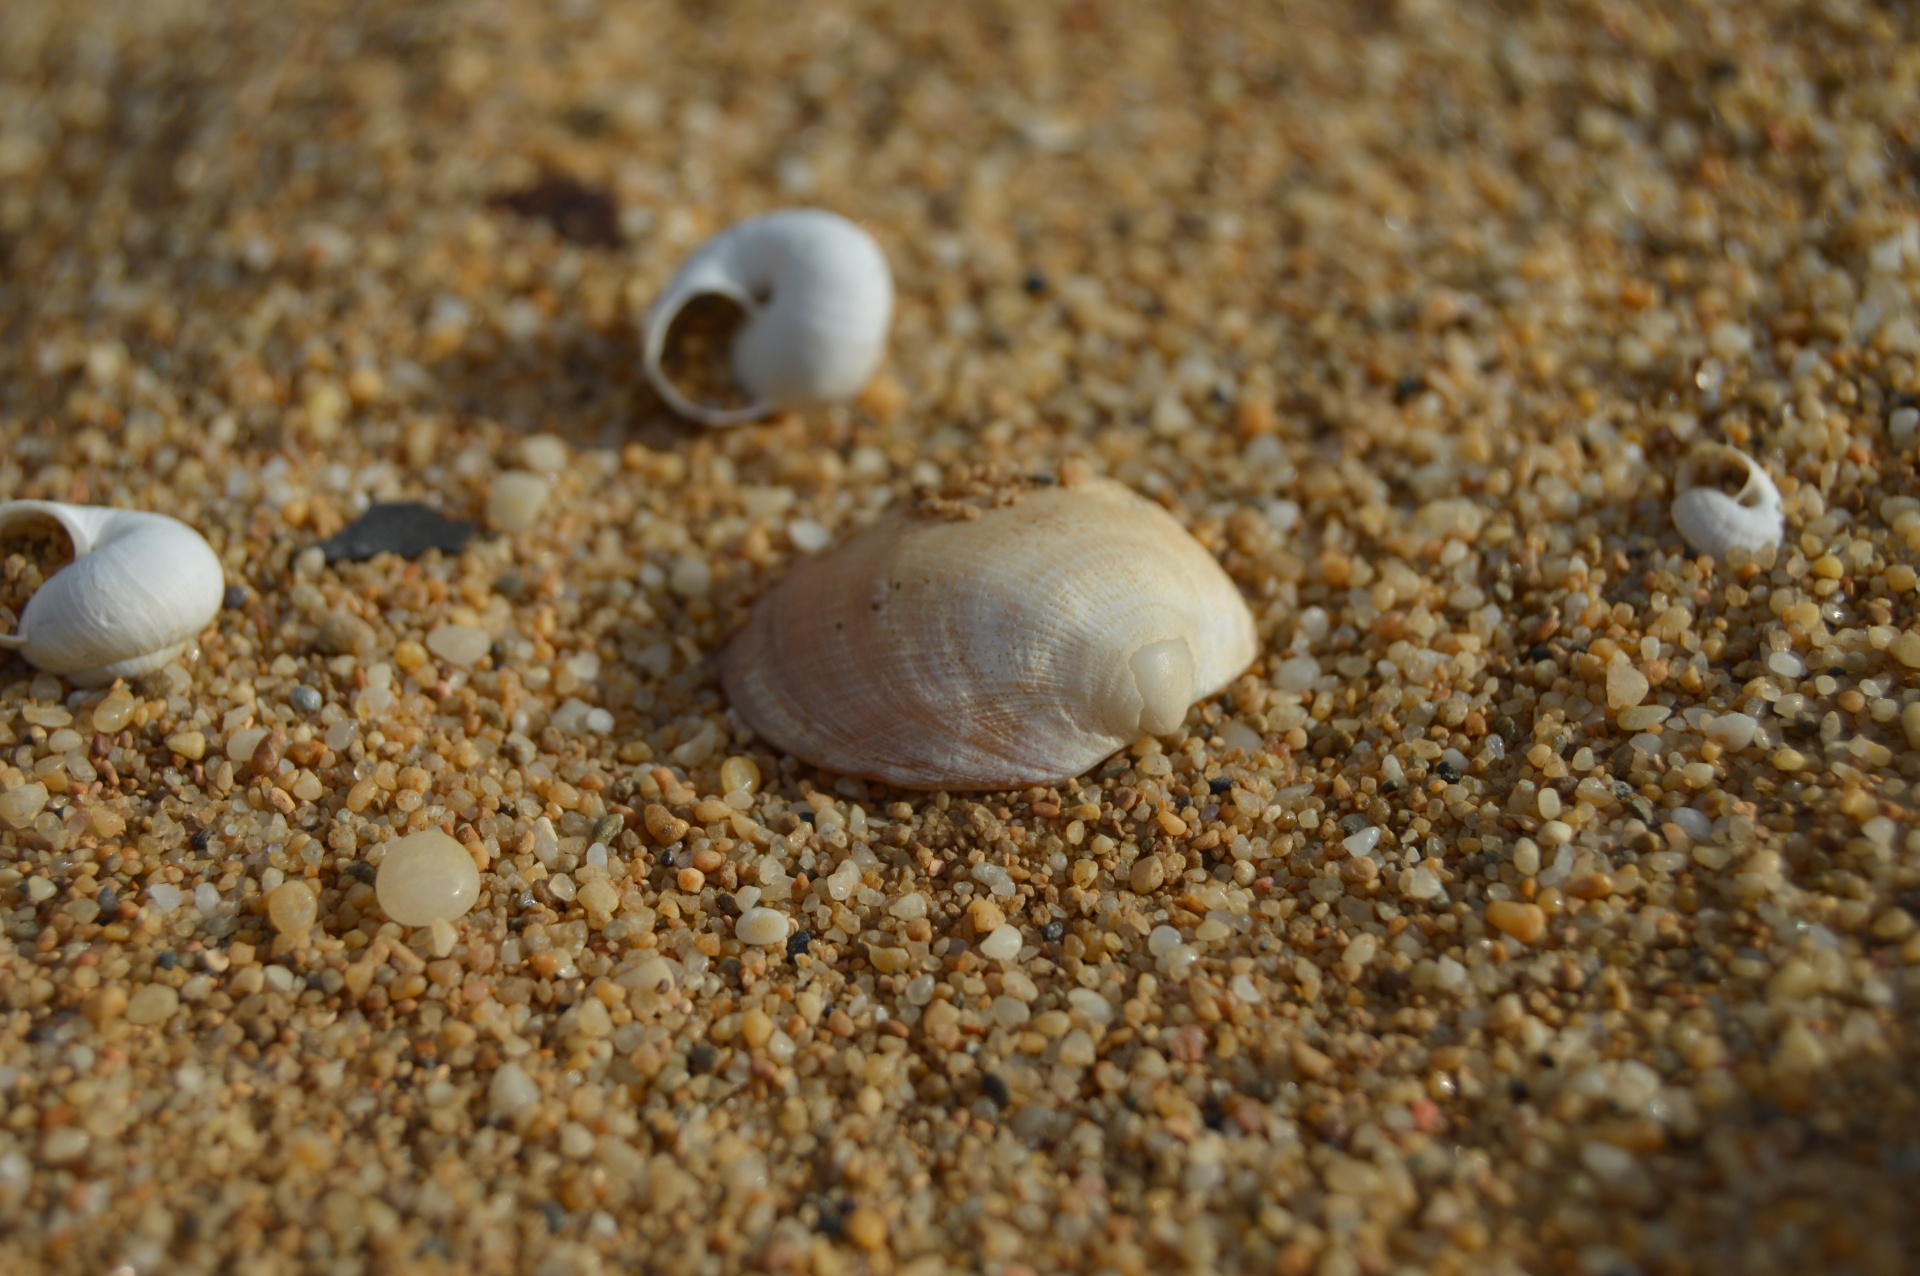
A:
[
  {"left": 721, "top": 474, "right": 1258, "bottom": 789},
  {"left": 0, "top": 501, "right": 225, "bottom": 686},
  {"left": 1671, "top": 445, "right": 1783, "bottom": 558},
  {"left": 642, "top": 209, "right": 893, "bottom": 426}
]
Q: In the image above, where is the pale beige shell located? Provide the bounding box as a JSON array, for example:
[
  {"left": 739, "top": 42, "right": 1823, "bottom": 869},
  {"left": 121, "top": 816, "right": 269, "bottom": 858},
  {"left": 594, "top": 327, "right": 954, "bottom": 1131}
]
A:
[{"left": 721, "top": 475, "right": 1258, "bottom": 790}]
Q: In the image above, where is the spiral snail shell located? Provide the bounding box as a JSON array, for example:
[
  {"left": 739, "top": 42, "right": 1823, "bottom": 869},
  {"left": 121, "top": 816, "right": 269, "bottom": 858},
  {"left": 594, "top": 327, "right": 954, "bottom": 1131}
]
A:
[
  {"left": 1671, "top": 445, "right": 1784, "bottom": 559},
  {"left": 721, "top": 471, "right": 1258, "bottom": 790},
  {"left": 0, "top": 501, "right": 225, "bottom": 686},
  {"left": 642, "top": 209, "right": 893, "bottom": 426}
]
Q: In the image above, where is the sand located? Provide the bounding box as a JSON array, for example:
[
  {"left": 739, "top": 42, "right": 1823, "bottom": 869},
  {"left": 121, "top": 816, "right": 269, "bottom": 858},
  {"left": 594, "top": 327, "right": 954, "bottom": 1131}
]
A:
[{"left": 0, "top": 1, "right": 1917, "bottom": 1272}]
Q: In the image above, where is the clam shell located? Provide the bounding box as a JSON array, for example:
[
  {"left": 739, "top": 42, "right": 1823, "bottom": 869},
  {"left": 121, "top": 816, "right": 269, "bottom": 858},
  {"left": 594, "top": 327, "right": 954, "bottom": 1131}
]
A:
[{"left": 721, "top": 475, "right": 1258, "bottom": 789}]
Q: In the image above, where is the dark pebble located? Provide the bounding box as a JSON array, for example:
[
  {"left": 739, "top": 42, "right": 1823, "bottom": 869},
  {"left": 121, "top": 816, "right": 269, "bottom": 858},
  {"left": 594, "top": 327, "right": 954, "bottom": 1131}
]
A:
[
  {"left": 786, "top": 930, "right": 812, "bottom": 959},
  {"left": 289, "top": 685, "right": 323, "bottom": 714},
  {"left": 1040, "top": 921, "right": 1065, "bottom": 943},
  {"left": 491, "top": 175, "right": 622, "bottom": 249},
  {"left": 687, "top": 1042, "right": 719, "bottom": 1074},
  {"left": 981, "top": 1073, "right": 1011, "bottom": 1106},
  {"left": 1208, "top": 777, "right": 1233, "bottom": 795},
  {"left": 318, "top": 503, "right": 475, "bottom": 564},
  {"left": 221, "top": 584, "right": 248, "bottom": 610}
]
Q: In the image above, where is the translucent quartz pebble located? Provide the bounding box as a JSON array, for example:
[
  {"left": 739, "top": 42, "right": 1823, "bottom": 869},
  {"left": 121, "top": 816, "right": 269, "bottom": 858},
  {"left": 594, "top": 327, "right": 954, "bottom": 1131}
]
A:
[
  {"left": 978, "top": 924, "right": 1023, "bottom": 961},
  {"left": 426, "top": 625, "right": 491, "bottom": 668},
  {"left": 375, "top": 830, "right": 481, "bottom": 926},
  {"left": 267, "top": 880, "right": 318, "bottom": 938},
  {"left": 735, "top": 907, "right": 789, "bottom": 947}
]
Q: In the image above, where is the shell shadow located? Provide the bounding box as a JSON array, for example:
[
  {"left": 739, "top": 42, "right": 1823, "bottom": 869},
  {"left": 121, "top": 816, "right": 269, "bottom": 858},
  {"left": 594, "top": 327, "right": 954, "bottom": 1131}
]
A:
[{"left": 430, "top": 309, "right": 699, "bottom": 455}]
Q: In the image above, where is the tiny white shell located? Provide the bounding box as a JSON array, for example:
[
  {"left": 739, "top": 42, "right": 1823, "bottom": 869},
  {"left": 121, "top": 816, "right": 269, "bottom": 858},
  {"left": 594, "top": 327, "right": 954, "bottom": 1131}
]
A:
[
  {"left": 1671, "top": 446, "right": 1784, "bottom": 558},
  {"left": 0, "top": 501, "right": 225, "bottom": 686},
  {"left": 642, "top": 209, "right": 892, "bottom": 426},
  {"left": 721, "top": 474, "right": 1258, "bottom": 790}
]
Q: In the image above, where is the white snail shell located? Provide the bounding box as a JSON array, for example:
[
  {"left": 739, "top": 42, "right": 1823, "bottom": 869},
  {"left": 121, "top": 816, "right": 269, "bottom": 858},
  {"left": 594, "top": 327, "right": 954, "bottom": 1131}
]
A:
[
  {"left": 1671, "top": 445, "right": 1784, "bottom": 558},
  {"left": 0, "top": 501, "right": 225, "bottom": 686},
  {"left": 642, "top": 209, "right": 893, "bottom": 426},
  {"left": 721, "top": 474, "right": 1258, "bottom": 790}
]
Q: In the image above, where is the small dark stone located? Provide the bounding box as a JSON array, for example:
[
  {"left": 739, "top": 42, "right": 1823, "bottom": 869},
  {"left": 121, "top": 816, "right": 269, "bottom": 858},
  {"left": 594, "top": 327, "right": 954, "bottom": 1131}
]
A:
[
  {"left": 1040, "top": 921, "right": 1065, "bottom": 943},
  {"left": 289, "top": 685, "right": 323, "bottom": 715},
  {"left": 687, "top": 1042, "right": 719, "bottom": 1074},
  {"left": 815, "top": 1202, "right": 845, "bottom": 1239},
  {"left": 1393, "top": 374, "right": 1424, "bottom": 404},
  {"left": 1021, "top": 269, "right": 1047, "bottom": 295},
  {"left": 318, "top": 503, "right": 475, "bottom": 564},
  {"left": 981, "top": 1072, "right": 1011, "bottom": 1106},
  {"left": 221, "top": 584, "right": 248, "bottom": 610},
  {"left": 156, "top": 951, "right": 178, "bottom": 970},
  {"left": 786, "top": 929, "right": 812, "bottom": 958},
  {"left": 1208, "top": 777, "right": 1233, "bottom": 795},
  {"left": 796, "top": 810, "right": 816, "bottom": 825},
  {"left": 492, "top": 175, "right": 623, "bottom": 249},
  {"left": 539, "top": 1201, "right": 567, "bottom": 1234},
  {"left": 190, "top": 829, "right": 213, "bottom": 852},
  {"left": 1201, "top": 1096, "right": 1228, "bottom": 1130},
  {"left": 1435, "top": 760, "right": 1461, "bottom": 782},
  {"left": 347, "top": 861, "right": 377, "bottom": 884},
  {"left": 1338, "top": 813, "right": 1370, "bottom": 836},
  {"left": 96, "top": 887, "right": 117, "bottom": 914}
]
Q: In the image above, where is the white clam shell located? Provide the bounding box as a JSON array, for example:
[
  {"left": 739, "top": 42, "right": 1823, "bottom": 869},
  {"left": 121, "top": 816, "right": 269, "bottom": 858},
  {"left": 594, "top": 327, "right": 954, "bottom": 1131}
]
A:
[
  {"left": 721, "top": 475, "right": 1258, "bottom": 789},
  {"left": 0, "top": 501, "right": 225, "bottom": 686},
  {"left": 642, "top": 209, "right": 892, "bottom": 426},
  {"left": 1671, "top": 446, "right": 1784, "bottom": 558}
]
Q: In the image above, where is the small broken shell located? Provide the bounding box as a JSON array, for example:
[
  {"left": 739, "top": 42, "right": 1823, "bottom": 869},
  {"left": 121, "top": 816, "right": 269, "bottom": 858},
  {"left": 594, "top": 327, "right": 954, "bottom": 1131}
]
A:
[
  {"left": 721, "top": 474, "right": 1258, "bottom": 789},
  {"left": 0, "top": 501, "right": 224, "bottom": 686},
  {"left": 642, "top": 209, "right": 892, "bottom": 426},
  {"left": 1671, "top": 445, "right": 1784, "bottom": 558}
]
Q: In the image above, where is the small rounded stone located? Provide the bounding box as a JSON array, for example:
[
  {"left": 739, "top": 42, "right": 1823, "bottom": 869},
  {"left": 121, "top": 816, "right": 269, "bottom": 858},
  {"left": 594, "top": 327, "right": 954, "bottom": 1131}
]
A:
[
  {"left": 425, "top": 624, "right": 491, "bottom": 668},
  {"left": 979, "top": 924, "right": 1023, "bottom": 961},
  {"left": 375, "top": 830, "right": 481, "bottom": 927},
  {"left": 719, "top": 754, "right": 762, "bottom": 796},
  {"left": 0, "top": 782, "right": 50, "bottom": 830},
  {"left": 289, "top": 684, "right": 323, "bottom": 714},
  {"left": 735, "top": 907, "right": 789, "bottom": 946},
  {"left": 488, "top": 470, "right": 550, "bottom": 534},
  {"left": 1486, "top": 900, "right": 1547, "bottom": 945},
  {"left": 267, "top": 879, "right": 318, "bottom": 938}
]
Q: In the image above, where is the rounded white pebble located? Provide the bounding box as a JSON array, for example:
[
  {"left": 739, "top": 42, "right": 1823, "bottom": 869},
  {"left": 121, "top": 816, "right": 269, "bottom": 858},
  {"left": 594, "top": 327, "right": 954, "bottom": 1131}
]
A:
[
  {"left": 978, "top": 924, "right": 1023, "bottom": 961},
  {"left": 375, "top": 830, "right": 481, "bottom": 927},
  {"left": 488, "top": 470, "right": 550, "bottom": 533},
  {"left": 489, "top": 1061, "right": 540, "bottom": 1117},
  {"left": 735, "top": 907, "right": 789, "bottom": 947},
  {"left": 426, "top": 624, "right": 491, "bottom": 668}
]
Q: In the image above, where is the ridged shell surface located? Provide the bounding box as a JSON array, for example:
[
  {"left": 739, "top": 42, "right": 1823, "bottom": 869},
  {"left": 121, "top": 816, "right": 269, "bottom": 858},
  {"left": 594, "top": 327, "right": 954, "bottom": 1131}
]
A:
[{"left": 721, "top": 476, "right": 1258, "bottom": 790}]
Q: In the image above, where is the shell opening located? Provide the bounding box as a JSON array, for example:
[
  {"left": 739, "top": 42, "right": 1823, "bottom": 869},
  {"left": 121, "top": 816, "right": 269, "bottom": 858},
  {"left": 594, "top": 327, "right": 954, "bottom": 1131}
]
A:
[
  {"left": 0, "top": 513, "right": 76, "bottom": 652},
  {"left": 1127, "top": 639, "right": 1196, "bottom": 738},
  {"left": 649, "top": 293, "right": 762, "bottom": 422}
]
